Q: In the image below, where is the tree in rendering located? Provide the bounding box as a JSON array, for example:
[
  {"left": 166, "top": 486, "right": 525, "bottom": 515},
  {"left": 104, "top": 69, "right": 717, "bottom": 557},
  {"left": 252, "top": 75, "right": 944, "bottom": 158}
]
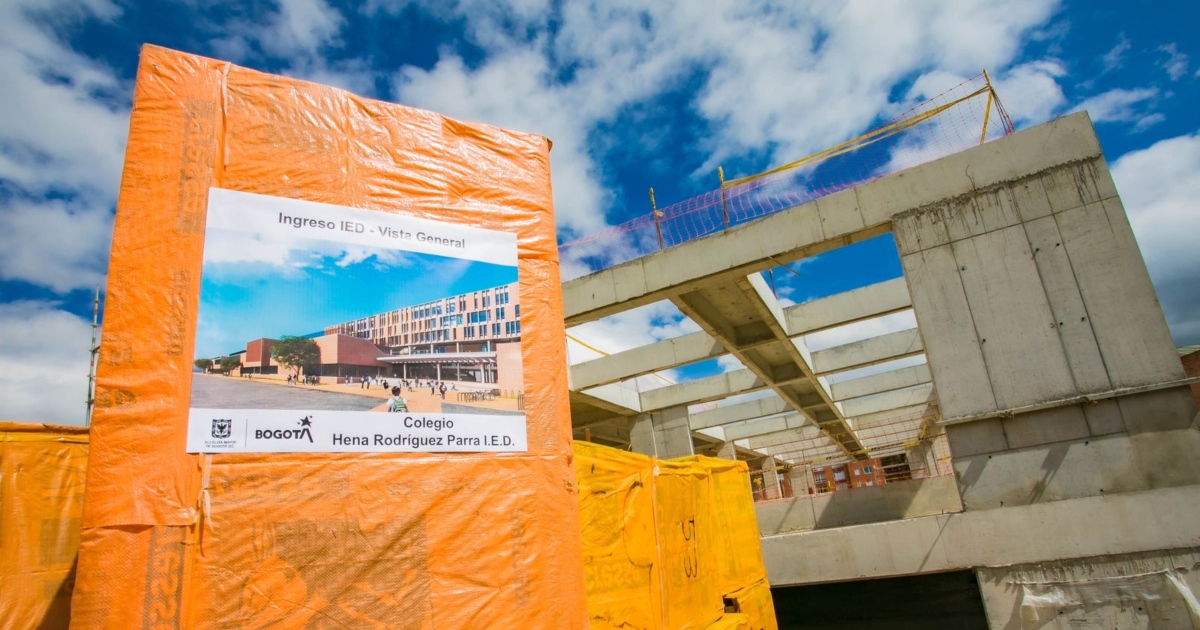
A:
[
  {"left": 217, "top": 355, "right": 242, "bottom": 374},
  {"left": 194, "top": 358, "right": 213, "bottom": 372},
  {"left": 271, "top": 336, "right": 321, "bottom": 380}
]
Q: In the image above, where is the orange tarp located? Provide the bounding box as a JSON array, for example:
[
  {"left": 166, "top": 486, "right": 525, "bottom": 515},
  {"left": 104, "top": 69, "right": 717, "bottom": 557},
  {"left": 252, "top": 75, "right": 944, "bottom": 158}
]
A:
[
  {"left": 73, "top": 45, "right": 586, "bottom": 628},
  {"left": 0, "top": 422, "right": 89, "bottom": 629}
]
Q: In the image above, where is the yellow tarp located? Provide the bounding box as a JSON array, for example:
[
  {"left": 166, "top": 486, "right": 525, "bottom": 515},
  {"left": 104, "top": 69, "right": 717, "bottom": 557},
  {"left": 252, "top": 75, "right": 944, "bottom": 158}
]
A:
[
  {"left": 575, "top": 442, "right": 660, "bottom": 630},
  {"left": 575, "top": 443, "right": 775, "bottom": 630},
  {"left": 727, "top": 580, "right": 779, "bottom": 630},
  {"left": 0, "top": 422, "right": 89, "bottom": 630}
]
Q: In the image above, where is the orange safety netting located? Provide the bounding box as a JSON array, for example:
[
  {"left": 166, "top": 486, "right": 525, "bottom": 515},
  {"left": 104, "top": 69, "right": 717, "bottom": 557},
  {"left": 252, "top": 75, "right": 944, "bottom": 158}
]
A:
[
  {"left": 560, "top": 72, "right": 1014, "bottom": 278},
  {"left": 0, "top": 422, "right": 89, "bottom": 629},
  {"left": 74, "top": 45, "right": 586, "bottom": 628}
]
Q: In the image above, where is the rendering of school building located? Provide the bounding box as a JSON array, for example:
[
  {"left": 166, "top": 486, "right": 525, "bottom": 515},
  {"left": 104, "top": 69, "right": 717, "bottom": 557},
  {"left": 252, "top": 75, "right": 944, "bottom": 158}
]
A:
[{"left": 236, "top": 281, "right": 523, "bottom": 391}]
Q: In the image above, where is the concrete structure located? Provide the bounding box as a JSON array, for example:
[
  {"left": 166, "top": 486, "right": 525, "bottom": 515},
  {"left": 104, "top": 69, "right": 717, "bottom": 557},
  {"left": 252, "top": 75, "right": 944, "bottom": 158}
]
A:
[
  {"left": 1183, "top": 345, "right": 1200, "bottom": 404},
  {"left": 564, "top": 112, "right": 1200, "bottom": 627}
]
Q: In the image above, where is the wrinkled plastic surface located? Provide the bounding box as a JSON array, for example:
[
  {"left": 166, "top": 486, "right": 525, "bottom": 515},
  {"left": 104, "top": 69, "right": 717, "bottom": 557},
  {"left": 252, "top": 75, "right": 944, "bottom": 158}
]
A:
[
  {"left": 0, "top": 422, "right": 89, "bottom": 630},
  {"left": 575, "top": 442, "right": 660, "bottom": 630},
  {"left": 705, "top": 613, "right": 750, "bottom": 629},
  {"left": 655, "top": 458, "right": 724, "bottom": 630},
  {"left": 688, "top": 457, "right": 768, "bottom": 594},
  {"left": 574, "top": 442, "right": 774, "bottom": 630},
  {"left": 74, "top": 45, "right": 586, "bottom": 629},
  {"left": 727, "top": 580, "right": 778, "bottom": 630}
]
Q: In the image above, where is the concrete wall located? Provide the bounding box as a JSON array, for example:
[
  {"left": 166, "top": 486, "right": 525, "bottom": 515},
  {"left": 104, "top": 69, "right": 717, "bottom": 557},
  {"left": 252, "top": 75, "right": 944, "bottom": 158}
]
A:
[
  {"left": 894, "top": 160, "right": 1186, "bottom": 422},
  {"left": 977, "top": 547, "right": 1200, "bottom": 628},
  {"left": 1184, "top": 349, "right": 1200, "bottom": 404},
  {"left": 761, "top": 484, "right": 1200, "bottom": 587},
  {"left": 756, "top": 474, "right": 962, "bottom": 535}
]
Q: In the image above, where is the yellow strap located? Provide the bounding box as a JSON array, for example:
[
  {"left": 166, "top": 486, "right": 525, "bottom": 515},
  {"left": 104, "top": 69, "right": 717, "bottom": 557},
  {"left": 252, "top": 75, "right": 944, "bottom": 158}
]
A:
[{"left": 725, "top": 85, "right": 990, "bottom": 188}]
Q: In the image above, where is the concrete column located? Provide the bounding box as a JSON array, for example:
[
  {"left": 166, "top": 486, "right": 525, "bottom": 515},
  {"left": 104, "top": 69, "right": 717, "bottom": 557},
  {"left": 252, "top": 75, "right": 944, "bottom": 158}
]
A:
[
  {"left": 715, "top": 441, "right": 737, "bottom": 460},
  {"left": 629, "top": 405, "right": 695, "bottom": 459},
  {"left": 893, "top": 158, "right": 1200, "bottom": 510},
  {"left": 760, "top": 456, "right": 781, "bottom": 500}
]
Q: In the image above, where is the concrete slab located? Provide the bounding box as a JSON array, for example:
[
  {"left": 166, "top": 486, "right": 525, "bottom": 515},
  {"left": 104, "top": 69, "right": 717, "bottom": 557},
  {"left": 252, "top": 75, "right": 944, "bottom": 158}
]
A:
[
  {"left": 638, "top": 368, "right": 766, "bottom": 412},
  {"left": 783, "top": 278, "right": 912, "bottom": 336},
  {"left": 998, "top": 404, "right": 1091, "bottom": 450},
  {"left": 757, "top": 475, "right": 963, "bottom": 535},
  {"left": 690, "top": 395, "right": 789, "bottom": 429},
  {"left": 1021, "top": 214, "right": 1112, "bottom": 393},
  {"left": 1057, "top": 198, "right": 1185, "bottom": 389},
  {"left": 901, "top": 247, "right": 996, "bottom": 418},
  {"left": 951, "top": 224, "right": 1076, "bottom": 409},
  {"left": 569, "top": 330, "right": 725, "bottom": 390},
  {"left": 762, "top": 483, "right": 1200, "bottom": 587},
  {"left": 811, "top": 329, "right": 924, "bottom": 375},
  {"left": 953, "top": 427, "right": 1200, "bottom": 510},
  {"left": 841, "top": 384, "right": 936, "bottom": 418},
  {"left": 829, "top": 364, "right": 932, "bottom": 401}
]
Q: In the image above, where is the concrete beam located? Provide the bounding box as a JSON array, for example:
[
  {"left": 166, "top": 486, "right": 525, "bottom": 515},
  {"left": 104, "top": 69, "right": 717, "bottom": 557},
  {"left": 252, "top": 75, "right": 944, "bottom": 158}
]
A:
[
  {"left": 690, "top": 395, "right": 790, "bottom": 430},
  {"left": 761, "top": 484, "right": 1200, "bottom": 587},
  {"left": 811, "top": 329, "right": 924, "bottom": 376},
  {"left": 851, "top": 405, "right": 936, "bottom": 430},
  {"left": 829, "top": 364, "right": 932, "bottom": 401},
  {"left": 569, "top": 330, "right": 724, "bottom": 390},
  {"left": 784, "top": 278, "right": 912, "bottom": 336},
  {"left": 721, "top": 412, "right": 816, "bottom": 441},
  {"left": 638, "top": 368, "right": 766, "bottom": 412},
  {"left": 572, "top": 383, "right": 642, "bottom": 415},
  {"left": 840, "top": 383, "right": 936, "bottom": 418},
  {"left": 563, "top": 113, "right": 1101, "bottom": 327}
]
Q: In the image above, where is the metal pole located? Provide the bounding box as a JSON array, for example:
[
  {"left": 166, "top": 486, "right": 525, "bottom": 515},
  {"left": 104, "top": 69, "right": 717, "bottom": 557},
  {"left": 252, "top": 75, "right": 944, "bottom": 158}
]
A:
[
  {"left": 718, "top": 166, "right": 729, "bottom": 229},
  {"left": 980, "top": 69, "right": 995, "bottom": 145},
  {"left": 650, "top": 188, "right": 664, "bottom": 251},
  {"left": 85, "top": 287, "right": 100, "bottom": 427}
]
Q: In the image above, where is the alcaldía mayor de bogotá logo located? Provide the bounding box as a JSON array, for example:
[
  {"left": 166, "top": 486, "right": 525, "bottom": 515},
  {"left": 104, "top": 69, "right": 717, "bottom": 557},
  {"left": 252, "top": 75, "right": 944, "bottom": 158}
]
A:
[{"left": 211, "top": 418, "right": 232, "bottom": 439}]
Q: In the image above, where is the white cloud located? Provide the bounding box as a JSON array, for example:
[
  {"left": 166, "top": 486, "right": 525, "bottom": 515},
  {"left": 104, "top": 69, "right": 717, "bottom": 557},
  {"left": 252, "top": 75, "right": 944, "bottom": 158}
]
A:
[
  {"left": 212, "top": 0, "right": 376, "bottom": 96},
  {"left": 1102, "top": 33, "right": 1130, "bottom": 73},
  {"left": 388, "top": 0, "right": 1060, "bottom": 241},
  {"left": 0, "top": 198, "right": 113, "bottom": 293},
  {"left": 1158, "top": 43, "right": 1189, "bottom": 81},
  {"left": 1072, "top": 87, "right": 1161, "bottom": 126},
  {"left": 0, "top": 301, "right": 94, "bottom": 426},
  {"left": 1111, "top": 131, "right": 1200, "bottom": 345},
  {"left": 0, "top": 0, "right": 126, "bottom": 293}
]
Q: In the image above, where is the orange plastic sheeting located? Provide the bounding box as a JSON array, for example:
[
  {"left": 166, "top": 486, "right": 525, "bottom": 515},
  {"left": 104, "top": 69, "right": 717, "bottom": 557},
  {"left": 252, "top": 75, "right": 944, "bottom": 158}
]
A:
[
  {"left": 727, "top": 581, "right": 778, "bottom": 630},
  {"left": 574, "top": 442, "right": 660, "bottom": 630},
  {"left": 655, "top": 458, "right": 725, "bottom": 629},
  {"left": 0, "top": 422, "right": 89, "bottom": 630},
  {"left": 705, "top": 613, "right": 750, "bottom": 629},
  {"left": 688, "top": 457, "right": 768, "bottom": 594},
  {"left": 74, "top": 45, "right": 585, "bottom": 628}
]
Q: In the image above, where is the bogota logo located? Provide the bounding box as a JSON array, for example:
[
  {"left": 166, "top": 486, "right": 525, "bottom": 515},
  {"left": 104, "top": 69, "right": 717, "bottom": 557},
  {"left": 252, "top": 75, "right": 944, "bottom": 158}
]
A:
[
  {"left": 211, "top": 418, "right": 232, "bottom": 439},
  {"left": 254, "top": 416, "right": 314, "bottom": 443}
]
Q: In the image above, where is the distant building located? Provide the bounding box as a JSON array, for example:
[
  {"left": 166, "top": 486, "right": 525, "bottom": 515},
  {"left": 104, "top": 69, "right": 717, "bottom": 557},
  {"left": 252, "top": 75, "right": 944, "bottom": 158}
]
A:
[
  {"left": 236, "top": 282, "right": 524, "bottom": 390},
  {"left": 1182, "top": 344, "right": 1200, "bottom": 404}
]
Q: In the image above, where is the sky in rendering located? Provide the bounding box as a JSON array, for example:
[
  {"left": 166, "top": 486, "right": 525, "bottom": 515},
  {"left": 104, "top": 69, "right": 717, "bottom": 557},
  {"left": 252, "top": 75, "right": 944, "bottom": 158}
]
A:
[
  {"left": 2, "top": 0, "right": 1198, "bottom": 423},
  {"left": 194, "top": 230, "right": 517, "bottom": 360}
]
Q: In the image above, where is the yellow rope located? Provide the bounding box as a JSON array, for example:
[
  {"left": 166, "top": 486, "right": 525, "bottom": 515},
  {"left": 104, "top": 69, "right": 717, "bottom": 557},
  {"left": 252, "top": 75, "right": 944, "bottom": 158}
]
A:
[{"left": 725, "top": 85, "right": 991, "bottom": 188}]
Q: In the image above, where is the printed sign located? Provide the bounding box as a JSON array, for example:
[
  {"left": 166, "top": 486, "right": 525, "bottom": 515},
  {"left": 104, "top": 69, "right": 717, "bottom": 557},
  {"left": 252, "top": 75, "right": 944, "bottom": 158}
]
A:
[{"left": 187, "top": 188, "right": 527, "bottom": 453}]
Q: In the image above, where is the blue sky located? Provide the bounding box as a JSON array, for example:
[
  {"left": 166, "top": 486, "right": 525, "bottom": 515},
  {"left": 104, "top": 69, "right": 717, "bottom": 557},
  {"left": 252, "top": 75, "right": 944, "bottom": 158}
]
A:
[
  {"left": 1, "top": 0, "right": 1198, "bottom": 423},
  {"left": 193, "top": 230, "right": 516, "bottom": 359}
]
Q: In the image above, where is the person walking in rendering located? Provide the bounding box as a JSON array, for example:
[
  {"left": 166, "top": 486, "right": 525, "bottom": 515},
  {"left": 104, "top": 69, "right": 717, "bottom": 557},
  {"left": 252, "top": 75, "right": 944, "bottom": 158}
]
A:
[{"left": 388, "top": 387, "right": 408, "bottom": 413}]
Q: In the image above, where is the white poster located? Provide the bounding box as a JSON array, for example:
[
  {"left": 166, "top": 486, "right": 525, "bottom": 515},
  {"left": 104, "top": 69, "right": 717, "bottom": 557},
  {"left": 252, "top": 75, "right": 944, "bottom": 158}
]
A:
[{"left": 187, "top": 188, "right": 527, "bottom": 453}]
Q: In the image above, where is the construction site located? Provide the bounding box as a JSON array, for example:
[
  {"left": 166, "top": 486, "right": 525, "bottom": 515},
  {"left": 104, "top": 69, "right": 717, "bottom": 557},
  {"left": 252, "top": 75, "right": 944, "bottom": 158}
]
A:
[{"left": 2, "top": 44, "right": 1200, "bottom": 629}]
